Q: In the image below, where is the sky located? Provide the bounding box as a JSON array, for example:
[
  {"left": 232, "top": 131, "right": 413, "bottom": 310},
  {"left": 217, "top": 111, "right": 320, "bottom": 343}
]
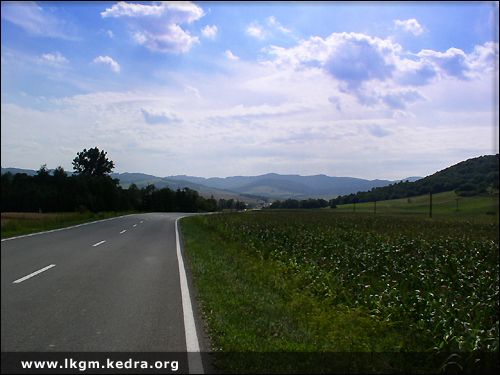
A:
[{"left": 1, "top": 1, "right": 499, "bottom": 180}]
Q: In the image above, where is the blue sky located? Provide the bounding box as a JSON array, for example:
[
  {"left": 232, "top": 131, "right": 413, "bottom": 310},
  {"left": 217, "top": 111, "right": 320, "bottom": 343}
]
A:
[{"left": 1, "top": 1, "right": 498, "bottom": 179}]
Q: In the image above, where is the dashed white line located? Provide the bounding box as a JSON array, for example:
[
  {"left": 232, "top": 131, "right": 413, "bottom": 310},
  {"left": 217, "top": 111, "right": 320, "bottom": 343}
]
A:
[
  {"left": 13, "top": 264, "right": 56, "bottom": 284},
  {"left": 92, "top": 240, "right": 106, "bottom": 247},
  {"left": 120, "top": 230, "right": 127, "bottom": 234},
  {"left": 133, "top": 224, "right": 137, "bottom": 228},
  {"left": 140, "top": 221, "right": 144, "bottom": 224}
]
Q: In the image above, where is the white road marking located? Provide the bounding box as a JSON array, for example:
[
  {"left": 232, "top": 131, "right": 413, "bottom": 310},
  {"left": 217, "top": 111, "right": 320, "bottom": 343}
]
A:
[
  {"left": 1, "top": 214, "right": 136, "bottom": 242},
  {"left": 175, "top": 217, "right": 204, "bottom": 374},
  {"left": 92, "top": 240, "right": 106, "bottom": 247},
  {"left": 133, "top": 224, "right": 137, "bottom": 228},
  {"left": 140, "top": 221, "right": 144, "bottom": 224},
  {"left": 120, "top": 230, "right": 127, "bottom": 234},
  {"left": 13, "top": 264, "right": 56, "bottom": 284}
]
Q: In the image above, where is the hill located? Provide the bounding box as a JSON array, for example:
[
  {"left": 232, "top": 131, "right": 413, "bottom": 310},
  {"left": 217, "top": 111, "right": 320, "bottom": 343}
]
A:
[
  {"left": 334, "top": 154, "right": 499, "bottom": 204},
  {"left": 167, "top": 173, "right": 406, "bottom": 199},
  {"left": 1, "top": 167, "right": 420, "bottom": 201}
]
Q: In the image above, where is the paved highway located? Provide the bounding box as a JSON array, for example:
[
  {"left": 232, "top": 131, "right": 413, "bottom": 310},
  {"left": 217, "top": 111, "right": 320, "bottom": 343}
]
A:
[{"left": 1, "top": 213, "right": 206, "bottom": 372}]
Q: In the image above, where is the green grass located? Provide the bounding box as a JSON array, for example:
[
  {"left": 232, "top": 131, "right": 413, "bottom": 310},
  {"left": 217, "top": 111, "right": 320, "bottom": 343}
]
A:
[
  {"left": 0, "top": 211, "right": 136, "bottom": 239},
  {"left": 180, "top": 211, "right": 499, "bottom": 373},
  {"left": 335, "top": 191, "right": 499, "bottom": 220}
]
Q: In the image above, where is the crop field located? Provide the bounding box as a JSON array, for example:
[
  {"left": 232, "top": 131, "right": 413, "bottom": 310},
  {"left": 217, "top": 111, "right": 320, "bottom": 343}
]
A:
[{"left": 181, "top": 210, "right": 499, "bottom": 373}]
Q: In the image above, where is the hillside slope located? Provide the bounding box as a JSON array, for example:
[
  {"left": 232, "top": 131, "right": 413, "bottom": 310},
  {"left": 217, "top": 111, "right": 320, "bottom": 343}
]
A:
[{"left": 335, "top": 154, "right": 499, "bottom": 204}]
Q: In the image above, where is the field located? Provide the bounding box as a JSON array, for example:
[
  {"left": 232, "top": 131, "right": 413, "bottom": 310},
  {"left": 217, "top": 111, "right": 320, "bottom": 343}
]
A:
[
  {"left": 181, "top": 210, "right": 499, "bottom": 373},
  {"left": 335, "top": 190, "right": 498, "bottom": 219},
  {"left": 0, "top": 211, "right": 134, "bottom": 239}
]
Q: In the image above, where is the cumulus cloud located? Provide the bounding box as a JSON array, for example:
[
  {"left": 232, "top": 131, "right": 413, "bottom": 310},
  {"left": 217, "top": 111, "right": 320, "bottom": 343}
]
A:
[
  {"left": 246, "top": 22, "right": 266, "bottom": 39},
  {"left": 201, "top": 24, "right": 217, "bottom": 39},
  {"left": 100, "top": 1, "right": 204, "bottom": 54},
  {"left": 394, "top": 18, "right": 424, "bottom": 36},
  {"left": 267, "top": 32, "right": 400, "bottom": 90},
  {"left": 93, "top": 56, "right": 120, "bottom": 73},
  {"left": 141, "top": 108, "right": 181, "bottom": 125},
  {"left": 380, "top": 89, "right": 425, "bottom": 110},
  {"left": 38, "top": 51, "right": 68, "bottom": 66},
  {"left": 224, "top": 50, "right": 240, "bottom": 60},
  {"left": 266, "top": 31, "right": 498, "bottom": 108}
]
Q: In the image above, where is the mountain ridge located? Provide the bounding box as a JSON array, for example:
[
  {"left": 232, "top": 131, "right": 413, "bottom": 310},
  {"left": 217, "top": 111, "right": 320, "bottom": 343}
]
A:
[{"left": 1, "top": 167, "right": 420, "bottom": 201}]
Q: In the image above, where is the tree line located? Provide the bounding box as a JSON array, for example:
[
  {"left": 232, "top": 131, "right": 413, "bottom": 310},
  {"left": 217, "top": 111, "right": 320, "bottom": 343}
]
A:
[
  {"left": 0, "top": 147, "right": 227, "bottom": 213},
  {"left": 269, "top": 198, "right": 332, "bottom": 209}
]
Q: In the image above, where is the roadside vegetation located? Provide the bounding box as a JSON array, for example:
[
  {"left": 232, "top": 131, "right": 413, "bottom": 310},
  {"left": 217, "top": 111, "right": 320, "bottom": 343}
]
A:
[
  {"left": 0, "top": 211, "right": 134, "bottom": 239},
  {"left": 181, "top": 210, "right": 499, "bottom": 373}
]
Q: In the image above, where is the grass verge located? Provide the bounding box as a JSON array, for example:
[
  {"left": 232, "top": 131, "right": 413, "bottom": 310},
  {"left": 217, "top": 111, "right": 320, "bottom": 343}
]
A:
[{"left": 1, "top": 211, "right": 137, "bottom": 239}]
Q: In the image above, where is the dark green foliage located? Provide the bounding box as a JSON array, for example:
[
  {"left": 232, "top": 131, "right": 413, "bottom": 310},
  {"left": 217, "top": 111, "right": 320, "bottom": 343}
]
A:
[
  {"left": 1, "top": 148, "right": 218, "bottom": 213},
  {"left": 270, "top": 198, "right": 329, "bottom": 209},
  {"left": 334, "top": 154, "right": 499, "bottom": 205},
  {"left": 72, "top": 147, "right": 115, "bottom": 176}
]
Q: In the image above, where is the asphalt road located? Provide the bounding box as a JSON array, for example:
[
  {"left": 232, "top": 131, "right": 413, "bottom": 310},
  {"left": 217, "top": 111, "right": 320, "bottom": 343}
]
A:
[{"left": 1, "top": 213, "right": 205, "bottom": 363}]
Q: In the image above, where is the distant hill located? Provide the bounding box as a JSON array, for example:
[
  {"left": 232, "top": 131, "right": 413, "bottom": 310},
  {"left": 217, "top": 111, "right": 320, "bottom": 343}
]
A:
[
  {"left": 2, "top": 167, "right": 420, "bottom": 201},
  {"left": 0, "top": 167, "right": 38, "bottom": 176},
  {"left": 335, "top": 154, "right": 499, "bottom": 204},
  {"left": 167, "top": 173, "right": 406, "bottom": 199}
]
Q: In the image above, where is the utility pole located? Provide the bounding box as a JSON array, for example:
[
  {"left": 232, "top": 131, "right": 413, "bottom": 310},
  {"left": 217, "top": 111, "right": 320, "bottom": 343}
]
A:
[{"left": 429, "top": 191, "right": 433, "bottom": 218}]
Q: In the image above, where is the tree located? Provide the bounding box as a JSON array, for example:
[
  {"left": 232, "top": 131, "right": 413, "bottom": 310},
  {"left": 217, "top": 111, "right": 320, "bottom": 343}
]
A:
[{"left": 72, "top": 147, "right": 115, "bottom": 176}]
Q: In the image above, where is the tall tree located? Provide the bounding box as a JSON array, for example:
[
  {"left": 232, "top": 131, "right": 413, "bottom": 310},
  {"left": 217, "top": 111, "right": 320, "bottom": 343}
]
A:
[{"left": 72, "top": 147, "right": 115, "bottom": 176}]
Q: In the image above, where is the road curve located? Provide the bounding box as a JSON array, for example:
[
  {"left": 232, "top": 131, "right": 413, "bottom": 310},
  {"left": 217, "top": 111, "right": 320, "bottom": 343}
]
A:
[{"left": 1, "top": 213, "right": 204, "bottom": 362}]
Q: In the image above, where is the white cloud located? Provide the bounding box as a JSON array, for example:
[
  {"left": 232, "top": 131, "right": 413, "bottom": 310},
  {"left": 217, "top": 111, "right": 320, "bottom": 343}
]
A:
[
  {"left": 93, "top": 56, "right": 120, "bottom": 73},
  {"left": 38, "top": 52, "right": 68, "bottom": 66},
  {"left": 224, "top": 50, "right": 240, "bottom": 60},
  {"left": 246, "top": 22, "right": 266, "bottom": 39},
  {"left": 107, "top": 30, "right": 114, "bottom": 38},
  {"left": 184, "top": 85, "right": 201, "bottom": 98},
  {"left": 246, "top": 16, "right": 293, "bottom": 41},
  {"left": 265, "top": 32, "right": 499, "bottom": 108},
  {"left": 394, "top": 18, "right": 424, "bottom": 36},
  {"left": 267, "top": 16, "right": 291, "bottom": 34},
  {"left": 201, "top": 24, "right": 217, "bottom": 39},
  {"left": 101, "top": 1, "right": 204, "bottom": 54},
  {"left": 1, "top": 1, "right": 78, "bottom": 40},
  {"left": 141, "top": 107, "right": 181, "bottom": 125}
]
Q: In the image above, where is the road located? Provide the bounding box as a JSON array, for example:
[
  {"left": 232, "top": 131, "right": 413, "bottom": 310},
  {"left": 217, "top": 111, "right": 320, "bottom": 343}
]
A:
[{"left": 1, "top": 213, "right": 206, "bottom": 372}]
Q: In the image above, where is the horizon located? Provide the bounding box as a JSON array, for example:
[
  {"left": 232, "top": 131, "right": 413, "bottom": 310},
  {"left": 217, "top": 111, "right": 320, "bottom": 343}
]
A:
[
  {"left": 1, "top": 1, "right": 499, "bottom": 180},
  {"left": 1, "top": 163, "right": 426, "bottom": 181}
]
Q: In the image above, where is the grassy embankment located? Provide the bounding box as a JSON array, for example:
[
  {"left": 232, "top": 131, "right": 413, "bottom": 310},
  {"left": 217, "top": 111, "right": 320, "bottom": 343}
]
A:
[
  {"left": 335, "top": 190, "right": 498, "bottom": 219},
  {"left": 180, "top": 196, "right": 498, "bottom": 373},
  {"left": 0, "top": 211, "right": 136, "bottom": 239}
]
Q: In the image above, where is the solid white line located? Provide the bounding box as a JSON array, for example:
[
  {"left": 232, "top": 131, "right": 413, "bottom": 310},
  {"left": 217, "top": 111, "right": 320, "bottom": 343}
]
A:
[
  {"left": 120, "top": 230, "right": 127, "bottom": 234},
  {"left": 92, "top": 240, "right": 106, "bottom": 247},
  {"left": 13, "top": 264, "right": 56, "bottom": 284},
  {"left": 175, "top": 217, "right": 204, "bottom": 374},
  {"left": 1, "top": 214, "right": 136, "bottom": 242}
]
